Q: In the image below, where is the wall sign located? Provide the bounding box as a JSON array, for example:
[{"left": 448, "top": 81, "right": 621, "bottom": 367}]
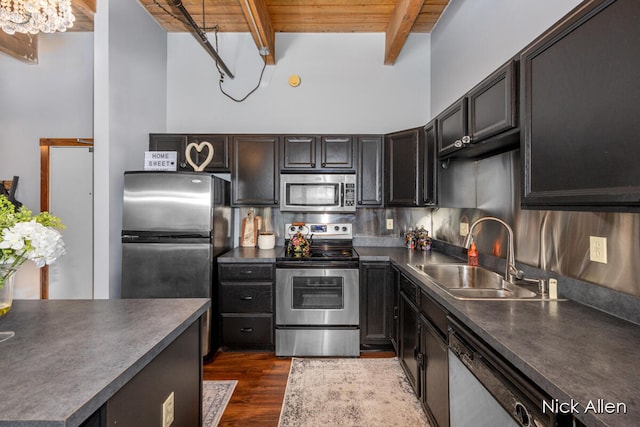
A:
[{"left": 144, "top": 151, "right": 177, "bottom": 171}]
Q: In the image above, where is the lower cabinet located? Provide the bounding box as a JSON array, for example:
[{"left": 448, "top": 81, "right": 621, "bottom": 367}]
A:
[
  {"left": 397, "top": 271, "right": 450, "bottom": 427},
  {"left": 359, "top": 262, "right": 393, "bottom": 349},
  {"left": 218, "top": 263, "right": 275, "bottom": 350},
  {"left": 420, "top": 315, "right": 449, "bottom": 427},
  {"left": 399, "top": 276, "right": 420, "bottom": 395}
]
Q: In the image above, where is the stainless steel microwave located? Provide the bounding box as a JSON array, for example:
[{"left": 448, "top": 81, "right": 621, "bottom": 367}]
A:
[{"left": 280, "top": 173, "right": 356, "bottom": 212}]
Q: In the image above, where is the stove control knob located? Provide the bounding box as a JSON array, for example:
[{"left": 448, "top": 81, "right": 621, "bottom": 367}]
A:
[
  {"left": 289, "top": 226, "right": 296, "bottom": 232},
  {"left": 298, "top": 226, "right": 304, "bottom": 231},
  {"left": 342, "top": 226, "right": 348, "bottom": 231},
  {"left": 334, "top": 226, "right": 340, "bottom": 231}
]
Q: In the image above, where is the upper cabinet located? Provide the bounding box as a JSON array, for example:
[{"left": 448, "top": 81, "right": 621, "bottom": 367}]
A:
[
  {"left": 148, "top": 134, "right": 229, "bottom": 173},
  {"left": 437, "top": 60, "right": 519, "bottom": 160},
  {"left": 231, "top": 135, "right": 280, "bottom": 207},
  {"left": 357, "top": 135, "right": 384, "bottom": 207},
  {"left": 281, "top": 135, "right": 355, "bottom": 171},
  {"left": 423, "top": 121, "right": 438, "bottom": 206},
  {"left": 385, "top": 127, "right": 424, "bottom": 207},
  {"left": 520, "top": 0, "right": 640, "bottom": 211}
]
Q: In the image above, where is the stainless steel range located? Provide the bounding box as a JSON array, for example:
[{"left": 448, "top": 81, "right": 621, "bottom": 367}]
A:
[{"left": 275, "top": 223, "right": 360, "bottom": 357}]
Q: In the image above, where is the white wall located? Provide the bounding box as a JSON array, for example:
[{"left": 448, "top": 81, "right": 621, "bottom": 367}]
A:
[
  {"left": 0, "top": 33, "right": 93, "bottom": 298},
  {"left": 167, "top": 32, "right": 430, "bottom": 134},
  {"left": 430, "top": 0, "right": 582, "bottom": 115},
  {"left": 93, "top": 0, "right": 167, "bottom": 298}
]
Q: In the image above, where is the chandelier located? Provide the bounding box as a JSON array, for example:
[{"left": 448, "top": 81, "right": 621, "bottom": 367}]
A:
[{"left": 0, "top": 0, "right": 75, "bottom": 35}]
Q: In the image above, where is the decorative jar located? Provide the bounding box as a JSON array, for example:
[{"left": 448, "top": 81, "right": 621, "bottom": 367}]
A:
[{"left": 0, "top": 264, "right": 17, "bottom": 318}]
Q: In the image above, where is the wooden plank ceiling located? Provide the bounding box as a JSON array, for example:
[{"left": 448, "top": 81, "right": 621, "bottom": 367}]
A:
[
  {"left": 138, "top": 0, "right": 450, "bottom": 65},
  {"left": 1, "top": 1, "right": 449, "bottom": 65}
]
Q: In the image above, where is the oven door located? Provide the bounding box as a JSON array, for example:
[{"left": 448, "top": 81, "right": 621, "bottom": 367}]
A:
[{"left": 276, "top": 268, "right": 359, "bottom": 326}]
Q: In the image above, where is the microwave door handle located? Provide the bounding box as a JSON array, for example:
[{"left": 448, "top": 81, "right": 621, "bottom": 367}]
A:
[{"left": 340, "top": 182, "right": 344, "bottom": 207}]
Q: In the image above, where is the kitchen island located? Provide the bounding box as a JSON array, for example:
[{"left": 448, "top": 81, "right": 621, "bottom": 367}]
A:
[{"left": 0, "top": 298, "right": 209, "bottom": 427}]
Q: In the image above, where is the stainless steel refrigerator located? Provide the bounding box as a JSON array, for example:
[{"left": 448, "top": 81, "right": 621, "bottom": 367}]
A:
[{"left": 121, "top": 171, "right": 232, "bottom": 358}]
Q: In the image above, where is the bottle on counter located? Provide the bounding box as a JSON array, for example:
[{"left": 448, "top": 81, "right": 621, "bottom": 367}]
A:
[{"left": 467, "top": 240, "right": 478, "bottom": 266}]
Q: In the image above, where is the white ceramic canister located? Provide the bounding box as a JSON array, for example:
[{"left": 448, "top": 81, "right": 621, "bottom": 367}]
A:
[{"left": 258, "top": 232, "right": 276, "bottom": 250}]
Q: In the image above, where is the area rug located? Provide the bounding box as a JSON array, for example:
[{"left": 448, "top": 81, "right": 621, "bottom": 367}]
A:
[
  {"left": 202, "top": 380, "right": 237, "bottom": 426},
  {"left": 278, "top": 357, "right": 430, "bottom": 427}
]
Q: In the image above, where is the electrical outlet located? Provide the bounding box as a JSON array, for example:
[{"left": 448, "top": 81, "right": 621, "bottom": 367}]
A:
[
  {"left": 386, "top": 219, "right": 394, "bottom": 230},
  {"left": 460, "top": 222, "right": 469, "bottom": 237},
  {"left": 162, "top": 391, "right": 174, "bottom": 427},
  {"left": 589, "top": 236, "right": 607, "bottom": 264}
]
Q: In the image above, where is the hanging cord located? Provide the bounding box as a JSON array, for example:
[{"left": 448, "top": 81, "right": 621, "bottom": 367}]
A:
[{"left": 213, "top": 26, "right": 267, "bottom": 103}]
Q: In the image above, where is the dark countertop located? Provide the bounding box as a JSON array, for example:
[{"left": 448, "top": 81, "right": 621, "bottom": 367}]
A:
[
  {"left": 218, "top": 246, "right": 284, "bottom": 263},
  {"left": 0, "top": 298, "right": 210, "bottom": 427},
  {"left": 220, "top": 245, "right": 639, "bottom": 427}
]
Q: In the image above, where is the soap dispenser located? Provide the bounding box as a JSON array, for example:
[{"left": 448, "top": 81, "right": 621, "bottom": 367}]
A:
[{"left": 467, "top": 240, "right": 478, "bottom": 266}]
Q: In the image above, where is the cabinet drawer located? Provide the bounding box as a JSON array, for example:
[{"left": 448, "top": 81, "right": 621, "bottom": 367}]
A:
[
  {"left": 420, "top": 290, "right": 448, "bottom": 338},
  {"left": 220, "top": 283, "right": 273, "bottom": 313},
  {"left": 219, "top": 264, "right": 274, "bottom": 281},
  {"left": 400, "top": 275, "right": 418, "bottom": 305},
  {"left": 221, "top": 314, "right": 273, "bottom": 347}
]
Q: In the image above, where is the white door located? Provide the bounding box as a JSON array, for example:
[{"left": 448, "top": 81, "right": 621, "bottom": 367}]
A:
[{"left": 48, "top": 146, "right": 93, "bottom": 299}]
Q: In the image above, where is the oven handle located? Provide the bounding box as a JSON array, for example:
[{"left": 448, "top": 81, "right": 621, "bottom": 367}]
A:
[{"left": 276, "top": 261, "right": 359, "bottom": 269}]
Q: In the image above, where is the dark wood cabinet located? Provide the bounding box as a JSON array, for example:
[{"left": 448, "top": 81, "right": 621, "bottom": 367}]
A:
[
  {"left": 420, "top": 315, "right": 449, "bottom": 427},
  {"left": 360, "top": 262, "right": 392, "bottom": 349},
  {"left": 385, "top": 127, "right": 424, "bottom": 207},
  {"left": 356, "top": 135, "right": 384, "bottom": 207},
  {"left": 419, "top": 290, "right": 449, "bottom": 427},
  {"left": 520, "top": 0, "right": 640, "bottom": 211},
  {"left": 231, "top": 135, "right": 280, "bottom": 206},
  {"left": 437, "top": 59, "right": 519, "bottom": 160},
  {"left": 436, "top": 97, "right": 468, "bottom": 158},
  {"left": 187, "top": 134, "right": 229, "bottom": 171},
  {"left": 423, "top": 121, "right": 438, "bottom": 206},
  {"left": 320, "top": 135, "right": 355, "bottom": 169},
  {"left": 148, "top": 133, "right": 229, "bottom": 172},
  {"left": 467, "top": 60, "right": 518, "bottom": 146},
  {"left": 282, "top": 136, "right": 317, "bottom": 169},
  {"left": 218, "top": 263, "right": 275, "bottom": 350},
  {"left": 281, "top": 135, "right": 354, "bottom": 171},
  {"left": 398, "top": 275, "right": 420, "bottom": 396},
  {"left": 390, "top": 266, "right": 401, "bottom": 353},
  {"left": 148, "top": 133, "right": 188, "bottom": 170}
]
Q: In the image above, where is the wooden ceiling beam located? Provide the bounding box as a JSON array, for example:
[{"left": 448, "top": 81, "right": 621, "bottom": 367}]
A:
[
  {"left": 238, "top": 0, "right": 276, "bottom": 65},
  {"left": 384, "top": 0, "right": 424, "bottom": 65},
  {"left": 72, "top": 0, "right": 97, "bottom": 22},
  {"left": 0, "top": 32, "right": 38, "bottom": 64}
]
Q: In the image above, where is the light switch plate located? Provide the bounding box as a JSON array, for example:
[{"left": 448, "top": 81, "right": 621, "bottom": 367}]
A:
[
  {"left": 386, "top": 219, "right": 393, "bottom": 230},
  {"left": 589, "top": 236, "right": 607, "bottom": 264},
  {"left": 460, "top": 222, "right": 469, "bottom": 236}
]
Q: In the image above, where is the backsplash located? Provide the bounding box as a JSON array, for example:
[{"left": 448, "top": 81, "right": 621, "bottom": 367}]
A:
[
  {"left": 433, "top": 150, "right": 640, "bottom": 301},
  {"left": 234, "top": 207, "right": 432, "bottom": 247}
]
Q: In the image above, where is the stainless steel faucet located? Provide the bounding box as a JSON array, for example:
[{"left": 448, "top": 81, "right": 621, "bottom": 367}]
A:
[{"left": 463, "top": 216, "right": 521, "bottom": 283}]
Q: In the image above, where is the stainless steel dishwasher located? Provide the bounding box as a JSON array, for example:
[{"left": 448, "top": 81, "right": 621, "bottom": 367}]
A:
[{"left": 448, "top": 318, "right": 556, "bottom": 427}]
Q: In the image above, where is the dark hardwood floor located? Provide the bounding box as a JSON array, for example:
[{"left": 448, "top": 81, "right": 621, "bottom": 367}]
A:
[{"left": 203, "top": 350, "right": 395, "bottom": 426}]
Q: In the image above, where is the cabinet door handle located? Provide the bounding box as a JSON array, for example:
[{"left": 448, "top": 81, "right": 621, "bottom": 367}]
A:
[
  {"left": 311, "top": 163, "right": 316, "bottom": 168},
  {"left": 240, "top": 328, "right": 254, "bottom": 333},
  {"left": 461, "top": 135, "right": 472, "bottom": 145},
  {"left": 240, "top": 270, "right": 253, "bottom": 274},
  {"left": 321, "top": 163, "right": 326, "bottom": 167},
  {"left": 240, "top": 296, "right": 253, "bottom": 301},
  {"left": 274, "top": 200, "right": 278, "bottom": 204}
]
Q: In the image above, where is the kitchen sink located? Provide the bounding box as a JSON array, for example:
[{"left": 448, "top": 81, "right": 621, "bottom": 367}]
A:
[{"left": 407, "top": 264, "right": 550, "bottom": 300}]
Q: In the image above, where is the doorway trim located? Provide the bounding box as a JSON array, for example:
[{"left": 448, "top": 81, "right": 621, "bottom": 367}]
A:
[{"left": 40, "top": 138, "right": 93, "bottom": 299}]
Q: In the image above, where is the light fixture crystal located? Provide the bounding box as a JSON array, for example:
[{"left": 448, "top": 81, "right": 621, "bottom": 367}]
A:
[{"left": 0, "top": 0, "right": 75, "bottom": 35}]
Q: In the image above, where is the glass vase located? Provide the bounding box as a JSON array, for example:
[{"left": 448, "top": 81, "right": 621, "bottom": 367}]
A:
[{"left": 0, "top": 264, "right": 17, "bottom": 342}]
